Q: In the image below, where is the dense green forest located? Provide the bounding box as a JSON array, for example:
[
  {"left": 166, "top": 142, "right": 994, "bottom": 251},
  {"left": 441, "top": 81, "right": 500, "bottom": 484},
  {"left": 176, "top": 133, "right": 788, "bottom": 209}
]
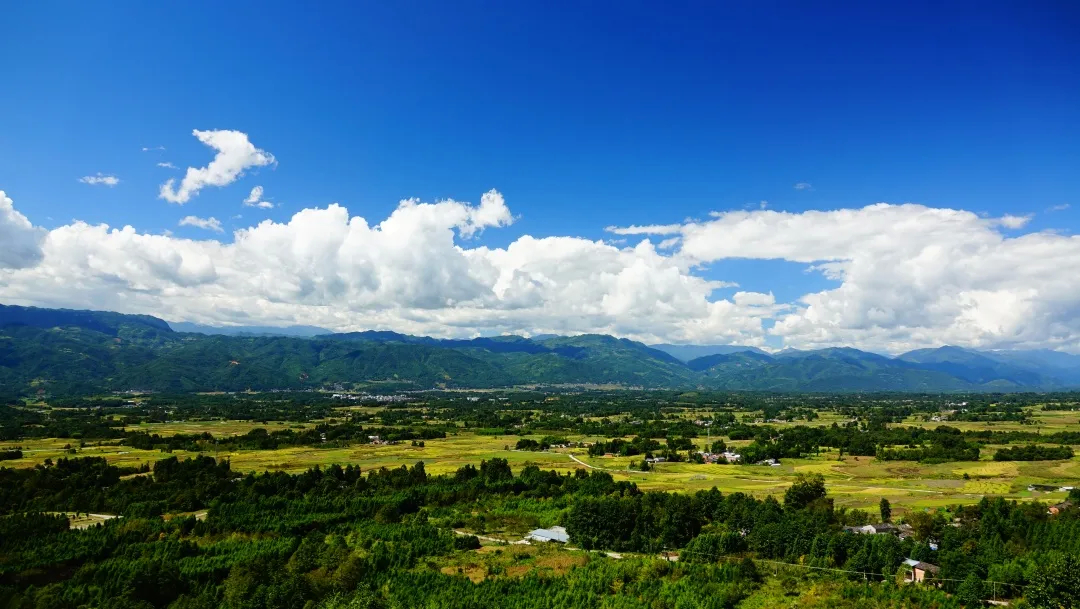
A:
[
  {"left": 3, "top": 304, "right": 1080, "bottom": 395},
  {"left": 2, "top": 454, "right": 1078, "bottom": 608}
]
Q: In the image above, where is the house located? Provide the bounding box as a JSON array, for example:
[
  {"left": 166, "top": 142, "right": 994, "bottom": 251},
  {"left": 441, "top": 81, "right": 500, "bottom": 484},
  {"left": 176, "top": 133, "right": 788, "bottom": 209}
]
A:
[
  {"left": 645, "top": 456, "right": 666, "bottom": 464},
  {"left": 1049, "top": 500, "right": 1074, "bottom": 515},
  {"left": 844, "top": 523, "right": 897, "bottom": 535},
  {"left": 902, "top": 559, "right": 940, "bottom": 584},
  {"left": 526, "top": 526, "right": 569, "bottom": 543},
  {"left": 721, "top": 451, "right": 741, "bottom": 463}
]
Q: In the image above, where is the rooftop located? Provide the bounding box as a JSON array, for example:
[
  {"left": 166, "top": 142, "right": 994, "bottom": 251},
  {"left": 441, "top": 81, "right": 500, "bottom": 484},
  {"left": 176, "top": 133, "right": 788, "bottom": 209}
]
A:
[{"left": 527, "top": 526, "right": 569, "bottom": 543}]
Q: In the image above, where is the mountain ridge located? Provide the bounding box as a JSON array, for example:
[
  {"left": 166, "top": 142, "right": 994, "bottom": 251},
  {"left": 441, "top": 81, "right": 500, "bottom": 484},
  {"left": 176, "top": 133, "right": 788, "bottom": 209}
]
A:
[{"left": 1, "top": 304, "right": 1077, "bottom": 395}]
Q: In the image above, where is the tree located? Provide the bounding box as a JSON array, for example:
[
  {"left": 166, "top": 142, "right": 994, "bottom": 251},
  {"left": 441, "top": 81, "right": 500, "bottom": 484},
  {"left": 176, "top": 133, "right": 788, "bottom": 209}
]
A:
[
  {"left": 879, "top": 498, "right": 891, "bottom": 523},
  {"left": 783, "top": 473, "right": 826, "bottom": 510},
  {"left": 904, "top": 511, "right": 936, "bottom": 542},
  {"left": 1026, "top": 554, "right": 1080, "bottom": 609},
  {"left": 955, "top": 573, "right": 985, "bottom": 607}
]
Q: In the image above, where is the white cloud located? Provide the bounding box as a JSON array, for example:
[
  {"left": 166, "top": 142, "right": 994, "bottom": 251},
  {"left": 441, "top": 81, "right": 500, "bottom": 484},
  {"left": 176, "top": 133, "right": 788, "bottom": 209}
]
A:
[
  {"left": 178, "top": 216, "right": 224, "bottom": 233},
  {"left": 3, "top": 188, "right": 1080, "bottom": 353},
  {"left": 640, "top": 205, "right": 1080, "bottom": 352},
  {"left": 142, "top": 146, "right": 166, "bottom": 152},
  {"left": 157, "top": 162, "right": 178, "bottom": 169},
  {"left": 605, "top": 223, "right": 683, "bottom": 236},
  {"left": 794, "top": 182, "right": 813, "bottom": 191},
  {"left": 243, "top": 186, "right": 263, "bottom": 203},
  {"left": 759, "top": 200, "right": 768, "bottom": 209},
  {"left": 1049, "top": 203, "right": 1070, "bottom": 212},
  {"left": 0, "top": 191, "right": 46, "bottom": 269},
  {"left": 0, "top": 189, "right": 765, "bottom": 345},
  {"left": 243, "top": 185, "right": 274, "bottom": 209},
  {"left": 159, "top": 129, "right": 275, "bottom": 204},
  {"left": 78, "top": 173, "right": 120, "bottom": 187},
  {"left": 997, "top": 214, "right": 1032, "bottom": 229}
]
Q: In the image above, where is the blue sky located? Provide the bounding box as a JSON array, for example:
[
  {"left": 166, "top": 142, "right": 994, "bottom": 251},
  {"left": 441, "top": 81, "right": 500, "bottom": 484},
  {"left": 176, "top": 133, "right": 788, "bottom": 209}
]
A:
[{"left": 0, "top": 2, "right": 1078, "bottom": 350}]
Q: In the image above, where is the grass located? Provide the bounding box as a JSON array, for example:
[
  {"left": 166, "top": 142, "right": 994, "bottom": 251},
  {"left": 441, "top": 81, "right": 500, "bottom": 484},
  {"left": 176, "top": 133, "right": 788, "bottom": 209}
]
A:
[
  {"left": 435, "top": 542, "right": 587, "bottom": 583},
  {"left": 42, "top": 512, "right": 120, "bottom": 530}
]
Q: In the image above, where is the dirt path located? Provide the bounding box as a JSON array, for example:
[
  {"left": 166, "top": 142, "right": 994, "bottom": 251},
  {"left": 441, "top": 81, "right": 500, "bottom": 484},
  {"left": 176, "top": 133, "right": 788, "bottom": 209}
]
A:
[
  {"left": 454, "top": 530, "right": 511, "bottom": 544},
  {"left": 566, "top": 453, "right": 652, "bottom": 474}
]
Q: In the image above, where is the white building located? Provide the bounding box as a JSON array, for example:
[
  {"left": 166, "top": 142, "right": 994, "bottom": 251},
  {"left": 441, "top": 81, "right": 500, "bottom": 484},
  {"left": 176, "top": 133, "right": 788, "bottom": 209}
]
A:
[{"left": 526, "top": 526, "right": 570, "bottom": 543}]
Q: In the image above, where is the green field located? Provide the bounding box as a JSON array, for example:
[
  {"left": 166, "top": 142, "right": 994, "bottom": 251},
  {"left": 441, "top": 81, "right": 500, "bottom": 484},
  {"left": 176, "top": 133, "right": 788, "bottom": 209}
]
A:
[
  {"left": 896, "top": 406, "right": 1080, "bottom": 432},
  {"left": 5, "top": 422, "right": 1077, "bottom": 512}
]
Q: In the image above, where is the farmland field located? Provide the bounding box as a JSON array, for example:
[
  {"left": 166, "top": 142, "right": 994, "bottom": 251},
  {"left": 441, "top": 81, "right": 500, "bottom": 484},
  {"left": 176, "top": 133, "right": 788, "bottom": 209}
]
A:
[{"left": 6, "top": 418, "right": 1077, "bottom": 512}]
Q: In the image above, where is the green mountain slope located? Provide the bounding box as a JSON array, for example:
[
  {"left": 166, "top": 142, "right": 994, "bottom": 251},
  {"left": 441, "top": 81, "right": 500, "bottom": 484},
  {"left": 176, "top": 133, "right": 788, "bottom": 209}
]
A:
[{"left": 1, "top": 304, "right": 1077, "bottom": 395}]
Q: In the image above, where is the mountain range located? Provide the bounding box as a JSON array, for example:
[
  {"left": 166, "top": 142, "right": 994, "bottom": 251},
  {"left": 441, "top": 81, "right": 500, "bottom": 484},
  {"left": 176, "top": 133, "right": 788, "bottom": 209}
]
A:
[{"left": 1, "top": 304, "right": 1078, "bottom": 395}]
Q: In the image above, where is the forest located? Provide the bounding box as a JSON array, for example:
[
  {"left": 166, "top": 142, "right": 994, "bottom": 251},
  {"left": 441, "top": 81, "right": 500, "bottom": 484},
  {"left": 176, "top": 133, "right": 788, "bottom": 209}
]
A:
[
  {"left": 2, "top": 390, "right": 1080, "bottom": 608},
  {"left": 1, "top": 454, "right": 1079, "bottom": 608}
]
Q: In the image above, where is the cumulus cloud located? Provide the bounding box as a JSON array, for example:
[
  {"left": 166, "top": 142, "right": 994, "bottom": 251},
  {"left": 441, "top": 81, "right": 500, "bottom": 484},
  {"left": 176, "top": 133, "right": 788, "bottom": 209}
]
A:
[
  {"left": 0, "top": 191, "right": 46, "bottom": 269},
  {"left": 0, "top": 189, "right": 765, "bottom": 345},
  {"left": 159, "top": 130, "right": 275, "bottom": 204},
  {"left": 178, "top": 216, "right": 224, "bottom": 233},
  {"left": 609, "top": 205, "right": 1080, "bottom": 352},
  {"left": 78, "top": 173, "right": 120, "bottom": 186},
  {"left": 243, "top": 186, "right": 274, "bottom": 209},
  {"left": 3, "top": 188, "right": 1080, "bottom": 353},
  {"left": 157, "top": 162, "right": 178, "bottom": 169}
]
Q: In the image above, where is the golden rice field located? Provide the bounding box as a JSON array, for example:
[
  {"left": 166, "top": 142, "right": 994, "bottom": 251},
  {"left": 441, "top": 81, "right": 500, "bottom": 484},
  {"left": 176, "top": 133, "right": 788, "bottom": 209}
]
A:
[{"left": 4, "top": 421, "right": 1077, "bottom": 513}]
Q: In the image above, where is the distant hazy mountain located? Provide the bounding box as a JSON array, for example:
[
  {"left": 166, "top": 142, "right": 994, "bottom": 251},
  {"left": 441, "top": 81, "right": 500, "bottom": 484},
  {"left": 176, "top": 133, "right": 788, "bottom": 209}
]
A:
[
  {"left": 169, "top": 321, "right": 332, "bottom": 337},
  {"left": 1, "top": 304, "right": 1078, "bottom": 395},
  {"left": 529, "top": 334, "right": 563, "bottom": 342},
  {"left": 980, "top": 349, "right": 1080, "bottom": 385},
  {"left": 896, "top": 346, "right": 1058, "bottom": 387},
  {"left": 689, "top": 347, "right": 972, "bottom": 391},
  {"left": 650, "top": 343, "right": 768, "bottom": 362}
]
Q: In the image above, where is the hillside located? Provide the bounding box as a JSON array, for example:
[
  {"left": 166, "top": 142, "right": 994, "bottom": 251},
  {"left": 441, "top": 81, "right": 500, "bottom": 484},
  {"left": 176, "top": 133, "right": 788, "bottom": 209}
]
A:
[
  {"left": 1, "top": 304, "right": 1078, "bottom": 395},
  {"left": 688, "top": 348, "right": 973, "bottom": 392}
]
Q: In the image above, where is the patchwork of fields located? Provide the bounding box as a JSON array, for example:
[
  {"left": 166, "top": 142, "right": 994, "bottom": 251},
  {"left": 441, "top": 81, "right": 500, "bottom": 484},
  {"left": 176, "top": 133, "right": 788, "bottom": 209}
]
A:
[{"left": 4, "top": 411, "right": 1077, "bottom": 512}]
